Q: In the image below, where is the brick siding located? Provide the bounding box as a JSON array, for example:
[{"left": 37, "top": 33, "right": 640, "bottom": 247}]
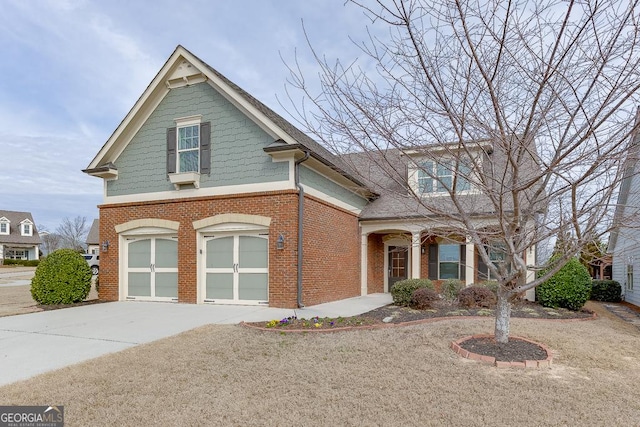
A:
[{"left": 98, "top": 190, "right": 360, "bottom": 308}]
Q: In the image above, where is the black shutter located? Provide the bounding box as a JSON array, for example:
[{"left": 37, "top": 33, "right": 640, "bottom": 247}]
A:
[
  {"left": 167, "top": 127, "right": 177, "bottom": 174},
  {"left": 460, "top": 244, "right": 466, "bottom": 281},
  {"left": 200, "top": 122, "right": 211, "bottom": 175},
  {"left": 428, "top": 244, "right": 438, "bottom": 280},
  {"left": 477, "top": 245, "right": 488, "bottom": 281}
]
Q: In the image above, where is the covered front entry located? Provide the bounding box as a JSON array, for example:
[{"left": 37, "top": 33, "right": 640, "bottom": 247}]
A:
[
  {"left": 202, "top": 233, "right": 269, "bottom": 304},
  {"left": 125, "top": 236, "right": 178, "bottom": 301}
]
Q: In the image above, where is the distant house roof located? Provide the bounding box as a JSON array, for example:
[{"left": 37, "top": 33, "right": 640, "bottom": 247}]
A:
[
  {"left": 0, "top": 210, "right": 42, "bottom": 245},
  {"left": 86, "top": 219, "right": 99, "bottom": 245}
]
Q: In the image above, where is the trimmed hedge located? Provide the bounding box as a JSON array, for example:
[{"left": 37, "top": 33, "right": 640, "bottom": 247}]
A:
[
  {"left": 537, "top": 257, "right": 591, "bottom": 311},
  {"left": 391, "top": 279, "right": 434, "bottom": 306},
  {"left": 31, "top": 249, "right": 92, "bottom": 305},
  {"left": 411, "top": 287, "right": 439, "bottom": 309},
  {"left": 2, "top": 259, "right": 40, "bottom": 267},
  {"left": 458, "top": 286, "right": 496, "bottom": 308},
  {"left": 590, "top": 280, "right": 622, "bottom": 302},
  {"left": 441, "top": 279, "right": 465, "bottom": 301}
]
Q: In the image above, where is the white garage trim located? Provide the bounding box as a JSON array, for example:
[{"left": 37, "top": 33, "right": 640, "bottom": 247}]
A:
[
  {"left": 193, "top": 213, "right": 271, "bottom": 230},
  {"left": 116, "top": 219, "right": 180, "bottom": 233},
  {"left": 196, "top": 219, "right": 270, "bottom": 305}
]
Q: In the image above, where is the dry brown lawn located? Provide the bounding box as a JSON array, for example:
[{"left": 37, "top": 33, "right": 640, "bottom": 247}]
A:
[
  {"left": 0, "top": 282, "right": 98, "bottom": 317},
  {"left": 1, "top": 302, "right": 639, "bottom": 426}
]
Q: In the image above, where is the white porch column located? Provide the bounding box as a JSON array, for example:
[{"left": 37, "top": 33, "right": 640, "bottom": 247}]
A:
[
  {"left": 465, "top": 238, "right": 475, "bottom": 286},
  {"left": 361, "top": 233, "right": 368, "bottom": 296},
  {"left": 411, "top": 232, "right": 421, "bottom": 279}
]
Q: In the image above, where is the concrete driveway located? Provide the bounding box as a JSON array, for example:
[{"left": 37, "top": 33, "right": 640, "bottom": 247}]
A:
[{"left": 0, "top": 294, "right": 391, "bottom": 387}]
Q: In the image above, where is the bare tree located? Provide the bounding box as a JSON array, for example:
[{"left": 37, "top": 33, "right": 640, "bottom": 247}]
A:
[
  {"left": 56, "top": 216, "right": 89, "bottom": 252},
  {"left": 286, "top": 0, "right": 640, "bottom": 342},
  {"left": 38, "top": 225, "right": 62, "bottom": 256}
]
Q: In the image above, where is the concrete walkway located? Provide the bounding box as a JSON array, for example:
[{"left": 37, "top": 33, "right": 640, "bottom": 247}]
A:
[
  {"left": 602, "top": 303, "right": 640, "bottom": 329},
  {"left": 0, "top": 293, "right": 392, "bottom": 387}
]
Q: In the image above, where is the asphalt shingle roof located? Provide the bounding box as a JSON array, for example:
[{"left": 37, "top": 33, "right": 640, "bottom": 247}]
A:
[{"left": 0, "top": 210, "right": 42, "bottom": 245}]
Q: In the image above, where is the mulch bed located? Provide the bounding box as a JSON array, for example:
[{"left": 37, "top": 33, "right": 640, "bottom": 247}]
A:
[
  {"left": 246, "top": 300, "right": 595, "bottom": 364},
  {"left": 37, "top": 299, "right": 106, "bottom": 311},
  {"left": 458, "top": 336, "right": 549, "bottom": 362}
]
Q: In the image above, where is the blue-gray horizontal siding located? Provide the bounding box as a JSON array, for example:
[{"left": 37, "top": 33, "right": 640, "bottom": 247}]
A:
[
  {"left": 107, "top": 83, "right": 288, "bottom": 196},
  {"left": 300, "top": 165, "right": 368, "bottom": 210},
  {"left": 611, "top": 165, "right": 640, "bottom": 306}
]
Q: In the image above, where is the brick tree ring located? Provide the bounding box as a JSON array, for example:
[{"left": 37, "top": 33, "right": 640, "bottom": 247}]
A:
[{"left": 450, "top": 334, "right": 553, "bottom": 369}]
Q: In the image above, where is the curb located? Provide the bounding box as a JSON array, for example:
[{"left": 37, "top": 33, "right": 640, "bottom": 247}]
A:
[{"left": 450, "top": 334, "right": 553, "bottom": 369}]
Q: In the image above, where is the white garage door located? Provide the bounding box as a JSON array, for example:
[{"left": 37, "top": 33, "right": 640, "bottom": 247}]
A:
[
  {"left": 126, "top": 236, "right": 178, "bottom": 301},
  {"left": 203, "top": 233, "right": 268, "bottom": 304}
]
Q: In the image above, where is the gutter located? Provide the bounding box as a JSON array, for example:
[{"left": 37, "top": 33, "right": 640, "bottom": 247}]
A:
[{"left": 295, "top": 151, "right": 310, "bottom": 308}]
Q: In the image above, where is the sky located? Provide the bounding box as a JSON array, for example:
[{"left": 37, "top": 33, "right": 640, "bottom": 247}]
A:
[{"left": 0, "top": 0, "right": 374, "bottom": 232}]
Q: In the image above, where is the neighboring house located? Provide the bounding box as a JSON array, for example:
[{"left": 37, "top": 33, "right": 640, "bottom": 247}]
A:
[
  {"left": 84, "top": 45, "right": 537, "bottom": 308},
  {"left": 609, "top": 108, "right": 640, "bottom": 306},
  {"left": 0, "top": 210, "right": 41, "bottom": 263},
  {"left": 86, "top": 219, "right": 100, "bottom": 254}
]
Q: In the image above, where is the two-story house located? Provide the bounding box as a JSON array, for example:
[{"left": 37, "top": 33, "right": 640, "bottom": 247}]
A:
[
  {"left": 84, "top": 46, "right": 536, "bottom": 308},
  {"left": 0, "top": 210, "right": 41, "bottom": 263}
]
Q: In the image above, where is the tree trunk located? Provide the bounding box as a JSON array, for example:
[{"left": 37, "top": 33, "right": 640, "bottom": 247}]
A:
[{"left": 494, "top": 293, "right": 512, "bottom": 344}]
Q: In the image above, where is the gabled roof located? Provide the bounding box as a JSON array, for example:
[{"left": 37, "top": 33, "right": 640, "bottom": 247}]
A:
[
  {"left": 83, "top": 45, "right": 373, "bottom": 196},
  {"left": 0, "top": 210, "right": 41, "bottom": 245},
  {"left": 86, "top": 219, "right": 99, "bottom": 245}
]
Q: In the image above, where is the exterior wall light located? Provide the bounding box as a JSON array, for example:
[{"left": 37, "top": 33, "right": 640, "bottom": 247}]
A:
[
  {"left": 102, "top": 240, "right": 110, "bottom": 252},
  {"left": 276, "top": 234, "right": 285, "bottom": 250}
]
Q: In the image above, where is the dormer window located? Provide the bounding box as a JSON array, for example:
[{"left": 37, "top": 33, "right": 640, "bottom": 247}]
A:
[
  {"left": 417, "top": 160, "right": 471, "bottom": 194},
  {"left": 0, "top": 217, "right": 9, "bottom": 235},
  {"left": 20, "top": 219, "right": 33, "bottom": 236}
]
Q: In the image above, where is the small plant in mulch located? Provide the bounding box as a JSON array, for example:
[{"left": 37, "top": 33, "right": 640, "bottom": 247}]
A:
[{"left": 262, "top": 314, "right": 376, "bottom": 330}]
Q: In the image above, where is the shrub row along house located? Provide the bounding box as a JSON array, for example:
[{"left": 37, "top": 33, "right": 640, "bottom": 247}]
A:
[
  {"left": 0, "top": 210, "right": 41, "bottom": 263},
  {"left": 84, "top": 46, "right": 537, "bottom": 308}
]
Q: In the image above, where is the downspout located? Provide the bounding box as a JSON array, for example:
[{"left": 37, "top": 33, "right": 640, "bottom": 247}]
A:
[{"left": 295, "top": 151, "right": 310, "bottom": 308}]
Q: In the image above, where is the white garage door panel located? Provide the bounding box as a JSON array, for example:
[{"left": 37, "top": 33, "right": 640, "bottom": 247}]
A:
[
  {"left": 203, "top": 234, "right": 268, "bottom": 304},
  {"left": 126, "top": 237, "right": 178, "bottom": 301}
]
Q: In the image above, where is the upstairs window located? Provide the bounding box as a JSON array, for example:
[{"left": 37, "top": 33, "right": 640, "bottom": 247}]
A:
[
  {"left": 0, "top": 218, "right": 9, "bottom": 235},
  {"left": 20, "top": 221, "right": 33, "bottom": 236},
  {"left": 417, "top": 160, "right": 471, "bottom": 194},
  {"left": 178, "top": 125, "right": 200, "bottom": 173},
  {"left": 166, "top": 116, "right": 211, "bottom": 178}
]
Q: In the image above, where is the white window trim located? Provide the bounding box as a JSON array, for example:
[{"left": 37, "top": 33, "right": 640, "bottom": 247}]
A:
[
  {"left": 20, "top": 219, "right": 33, "bottom": 237},
  {"left": 0, "top": 217, "right": 9, "bottom": 235},
  {"left": 169, "top": 115, "right": 203, "bottom": 188},
  {"left": 175, "top": 115, "right": 202, "bottom": 174},
  {"left": 409, "top": 156, "right": 481, "bottom": 197}
]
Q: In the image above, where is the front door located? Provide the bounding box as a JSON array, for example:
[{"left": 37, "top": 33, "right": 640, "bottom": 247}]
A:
[{"left": 388, "top": 246, "right": 408, "bottom": 291}]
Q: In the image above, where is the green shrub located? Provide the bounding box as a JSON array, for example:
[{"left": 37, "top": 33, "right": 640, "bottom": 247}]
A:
[
  {"left": 411, "top": 287, "right": 439, "bottom": 309},
  {"left": 441, "top": 279, "right": 464, "bottom": 300},
  {"left": 458, "top": 286, "right": 496, "bottom": 308},
  {"left": 391, "top": 279, "right": 434, "bottom": 306},
  {"left": 590, "top": 280, "right": 622, "bottom": 302},
  {"left": 536, "top": 257, "right": 591, "bottom": 311},
  {"left": 477, "top": 280, "right": 499, "bottom": 295},
  {"left": 2, "top": 259, "right": 40, "bottom": 267},
  {"left": 31, "top": 249, "right": 92, "bottom": 305}
]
